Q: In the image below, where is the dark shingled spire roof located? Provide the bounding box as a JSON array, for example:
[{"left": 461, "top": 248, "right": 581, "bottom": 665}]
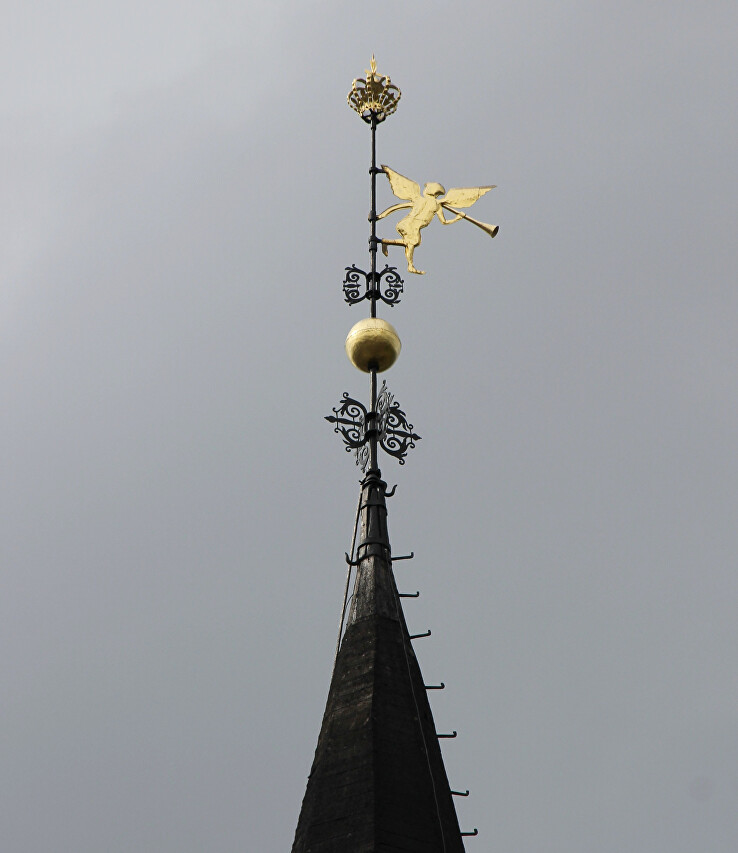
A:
[{"left": 292, "top": 470, "right": 465, "bottom": 853}]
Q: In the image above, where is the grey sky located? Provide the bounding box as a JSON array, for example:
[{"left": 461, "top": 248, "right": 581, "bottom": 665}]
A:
[{"left": 2, "top": 1, "right": 737, "bottom": 850}]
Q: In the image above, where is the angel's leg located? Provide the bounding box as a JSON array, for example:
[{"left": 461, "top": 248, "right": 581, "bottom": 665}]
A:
[
  {"left": 381, "top": 238, "right": 404, "bottom": 257},
  {"left": 405, "top": 244, "right": 424, "bottom": 275}
]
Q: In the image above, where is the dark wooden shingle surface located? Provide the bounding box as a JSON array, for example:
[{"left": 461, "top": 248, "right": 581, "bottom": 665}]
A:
[{"left": 292, "top": 474, "right": 465, "bottom": 852}]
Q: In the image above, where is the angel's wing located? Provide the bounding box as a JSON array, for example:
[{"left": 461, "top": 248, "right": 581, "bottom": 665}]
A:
[
  {"left": 441, "top": 185, "right": 496, "bottom": 209},
  {"left": 381, "top": 165, "right": 421, "bottom": 202}
]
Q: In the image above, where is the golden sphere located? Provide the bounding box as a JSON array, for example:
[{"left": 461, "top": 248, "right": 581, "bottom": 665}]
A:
[{"left": 345, "top": 318, "right": 401, "bottom": 373}]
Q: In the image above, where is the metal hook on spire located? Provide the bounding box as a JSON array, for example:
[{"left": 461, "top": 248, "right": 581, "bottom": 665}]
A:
[{"left": 409, "top": 629, "right": 431, "bottom": 640}]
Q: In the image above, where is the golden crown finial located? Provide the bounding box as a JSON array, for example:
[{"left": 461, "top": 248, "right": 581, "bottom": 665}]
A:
[{"left": 348, "top": 56, "right": 401, "bottom": 123}]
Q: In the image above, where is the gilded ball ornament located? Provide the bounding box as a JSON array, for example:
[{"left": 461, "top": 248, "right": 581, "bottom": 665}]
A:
[{"left": 345, "top": 318, "right": 401, "bottom": 372}]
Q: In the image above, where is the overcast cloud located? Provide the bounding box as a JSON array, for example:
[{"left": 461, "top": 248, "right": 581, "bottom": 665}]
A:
[{"left": 2, "top": 1, "right": 737, "bottom": 851}]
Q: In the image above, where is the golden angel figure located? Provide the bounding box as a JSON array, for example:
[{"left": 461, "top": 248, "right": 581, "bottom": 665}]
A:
[{"left": 378, "top": 165, "right": 499, "bottom": 274}]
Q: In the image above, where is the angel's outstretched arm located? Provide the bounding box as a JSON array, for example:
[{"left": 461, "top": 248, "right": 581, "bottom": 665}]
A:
[
  {"left": 377, "top": 202, "right": 412, "bottom": 220},
  {"left": 437, "top": 206, "right": 463, "bottom": 225}
]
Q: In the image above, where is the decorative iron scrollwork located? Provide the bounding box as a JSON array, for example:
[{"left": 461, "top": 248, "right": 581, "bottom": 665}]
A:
[
  {"left": 342, "top": 265, "right": 404, "bottom": 307},
  {"left": 342, "top": 267, "right": 365, "bottom": 305},
  {"left": 325, "top": 382, "right": 421, "bottom": 471},
  {"left": 355, "top": 441, "right": 370, "bottom": 472},
  {"left": 378, "top": 267, "right": 404, "bottom": 306},
  {"left": 379, "top": 395, "right": 421, "bottom": 465},
  {"left": 326, "top": 393, "right": 367, "bottom": 447},
  {"left": 375, "top": 381, "right": 394, "bottom": 439}
]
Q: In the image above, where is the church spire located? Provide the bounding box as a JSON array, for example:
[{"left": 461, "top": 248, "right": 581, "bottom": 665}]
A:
[
  {"left": 293, "top": 58, "right": 494, "bottom": 851},
  {"left": 291, "top": 469, "right": 466, "bottom": 851}
]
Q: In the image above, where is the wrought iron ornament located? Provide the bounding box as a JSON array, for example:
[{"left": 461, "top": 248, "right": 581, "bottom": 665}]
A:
[
  {"left": 342, "top": 264, "right": 404, "bottom": 307},
  {"left": 325, "top": 381, "right": 421, "bottom": 472}
]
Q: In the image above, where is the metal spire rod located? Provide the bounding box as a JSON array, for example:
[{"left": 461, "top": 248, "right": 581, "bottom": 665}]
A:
[
  {"left": 327, "top": 58, "right": 421, "bottom": 474},
  {"left": 367, "top": 111, "right": 379, "bottom": 472},
  {"left": 370, "top": 113, "right": 378, "bottom": 321}
]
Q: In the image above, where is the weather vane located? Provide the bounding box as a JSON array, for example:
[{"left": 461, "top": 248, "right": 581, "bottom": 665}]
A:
[
  {"left": 379, "top": 167, "right": 498, "bottom": 275},
  {"left": 327, "top": 57, "right": 499, "bottom": 471}
]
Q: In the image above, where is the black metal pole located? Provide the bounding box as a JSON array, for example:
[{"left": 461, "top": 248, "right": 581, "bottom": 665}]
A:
[
  {"left": 369, "top": 112, "right": 378, "bottom": 320},
  {"left": 367, "top": 111, "right": 380, "bottom": 473},
  {"left": 369, "top": 367, "right": 378, "bottom": 471}
]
